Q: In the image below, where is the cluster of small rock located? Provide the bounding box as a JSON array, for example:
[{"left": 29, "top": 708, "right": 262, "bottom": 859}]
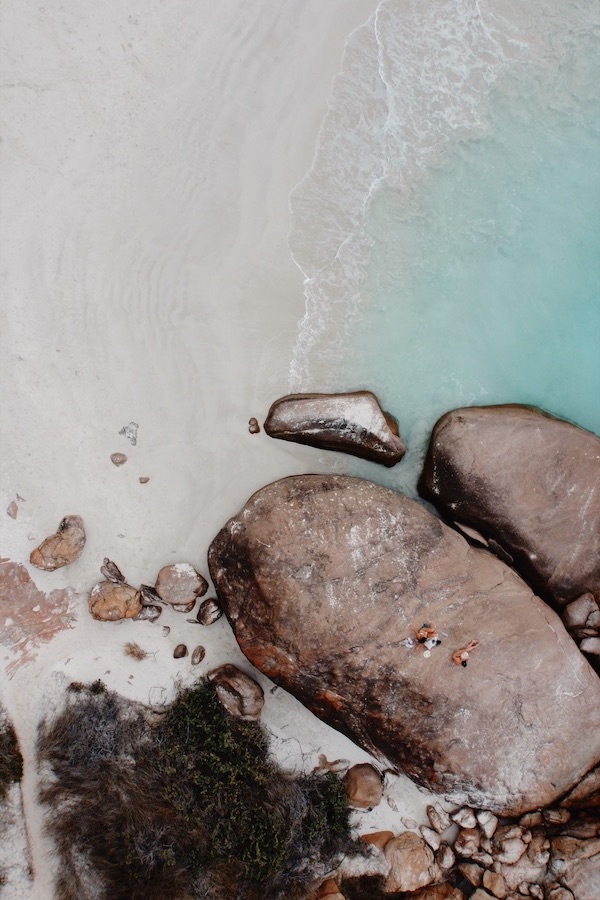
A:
[{"left": 319, "top": 769, "right": 599, "bottom": 899}]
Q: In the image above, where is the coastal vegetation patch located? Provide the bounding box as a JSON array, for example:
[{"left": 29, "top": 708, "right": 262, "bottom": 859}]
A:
[{"left": 37, "top": 678, "right": 358, "bottom": 899}]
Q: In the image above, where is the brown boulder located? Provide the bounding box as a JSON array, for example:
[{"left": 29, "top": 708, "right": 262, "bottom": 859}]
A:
[
  {"left": 88, "top": 581, "right": 141, "bottom": 621},
  {"left": 208, "top": 664, "right": 264, "bottom": 720},
  {"left": 263, "top": 391, "right": 406, "bottom": 466},
  {"left": 344, "top": 763, "right": 383, "bottom": 809},
  {"left": 30, "top": 515, "right": 86, "bottom": 571},
  {"left": 154, "top": 563, "right": 208, "bottom": 607},
  {"left": 418, "top": 405, "right": 600, "bottom": 610},
  {"left": 208, "top": 474, "right": 600, "bottom": 815}
]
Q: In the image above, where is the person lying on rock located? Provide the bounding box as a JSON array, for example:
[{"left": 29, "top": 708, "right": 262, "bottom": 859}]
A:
[
  {"left": 452, "top": 640, "right": 479, "bottom": 668},
  {"left": 416, "top": 623, "right": 442, "bottom": 648}
]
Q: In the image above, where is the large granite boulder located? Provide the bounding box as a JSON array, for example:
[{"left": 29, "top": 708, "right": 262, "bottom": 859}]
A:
[
  {"left": 418, "top": 405, "right": 600, "bottom": 610},
  {"left": 263, "top": 391, "right": 406, "bottom": 466},
  {"left": 208, "top": 475, "right": 600, "bottom": 816}
]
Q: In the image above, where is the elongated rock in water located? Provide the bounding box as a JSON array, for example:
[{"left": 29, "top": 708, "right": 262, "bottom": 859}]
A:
[
  {"left": 208, "top": 474, "right": 600, "bottom": 815},
  {"left": 264, "top": 391, "right": 406, "bottom": 466}
]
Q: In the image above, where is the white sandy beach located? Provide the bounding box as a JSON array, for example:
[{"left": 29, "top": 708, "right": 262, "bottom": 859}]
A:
[{"left": 0, "top": 1, "right": 442, "bottom": 895}]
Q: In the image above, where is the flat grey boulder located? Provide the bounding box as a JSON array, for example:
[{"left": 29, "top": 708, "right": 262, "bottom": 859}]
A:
[
  {"left": 208, "top": 474, "right": 600, "bottom": 816},
  {"left": 418, "top": 405, "right": 600, "bottom": 610},
  {"left": 263, "top": 391, "right": 406, "bottom": 466}
]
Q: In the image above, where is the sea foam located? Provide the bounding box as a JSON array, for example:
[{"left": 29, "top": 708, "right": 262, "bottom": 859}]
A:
[{"left": 288, "top": 0, "right": 600, "bottom": 491}]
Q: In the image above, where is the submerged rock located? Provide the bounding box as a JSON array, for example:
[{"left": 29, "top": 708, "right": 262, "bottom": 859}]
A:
[
  {"left": 263, "top": 391, "right": 406, "bottom": 466},
  {"left": 418, "top": 405, "right": 600, "bottom": 610},
  {"left": 30, "top": 515, "right": 86, "bottom": 571},
  {"left": 208, "top": 474, "right": 600, "bottom": 815}
]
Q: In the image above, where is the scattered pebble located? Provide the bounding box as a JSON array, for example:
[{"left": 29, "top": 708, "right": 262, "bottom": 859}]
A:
[
  {"left": 197, "top": 597, "right": 222, "bottom": 625},
  {"left": 191, "top": 645, "right": 206, "bottom": 665},
  {"left": 118, "top": 422, "right": 139, "bottom": 445},
  {"left": 248, "top": 417, "right": 260, "bottom": 434},
  {"left": 162, "top": 626, "right": 170, "bottom": 637},
  {"left": 6, "top": 501, "right": 18, "bottom": 519},
  {"left": 110, "top": 452, "right": 128, "bottom": 467},
  {"left": 139, "top": 477, "right": 150, "bottom": 484},
  {"left": 100, "top": 558, "right": 125, "bottom": 583},
  {"left": 30, "top": 515, "right": 86, "bottom": 571},
  {"left": 173, "top": 644, "right": 188, "bottom": 659}
]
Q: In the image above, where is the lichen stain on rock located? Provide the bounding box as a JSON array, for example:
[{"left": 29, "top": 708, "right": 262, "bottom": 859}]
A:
[{"left": 0, "top": 558, "right": 79, "bottom": 676}]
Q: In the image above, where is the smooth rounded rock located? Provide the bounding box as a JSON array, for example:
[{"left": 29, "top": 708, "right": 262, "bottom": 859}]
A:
[
  {"left": 343, "top": 763, "right": 383, "bottom": 810},
  {"left": 418, "top": 405, "right": 600, "bottom": 610},
  {"left": 208, "top": 664, "right": 264, "bottom": 720},
  {"left": 208, "top": 474, "right": 600, "bottom": 815},
  {"left": 88, "top": 581, "right": 141, "bottom": 621},
  {"left": 154, "top": 563, "right": 208, "bottom": 607}
]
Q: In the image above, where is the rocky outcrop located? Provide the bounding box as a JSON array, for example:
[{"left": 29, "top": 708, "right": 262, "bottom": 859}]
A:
[
  {"left": 418, "top": 405, "right": 600, "bottom": 612},
  {"left": 208, "top": 474, "right": 600, "bottom": 815},
  {"left": 263, "top": 391, "right": 406, "bottom": 466},
  {"left": 30, "top": 515, "right": 86, "bottom": 571}
]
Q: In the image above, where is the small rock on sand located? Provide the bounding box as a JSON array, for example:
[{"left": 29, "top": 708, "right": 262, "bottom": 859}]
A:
[
  {"left": 88, "top": 581, "right": 141, "bottom": 621},
  {"left": 155, "top": 563, "right": 208, "bottom": 607},
  {"left": 173, "top": 644, "right": 188, "bottom": 659},
  {"left": 6, "top": 501, "right": 18, "bottom": 519},
  {"left": 248, "top": 417, "right": 260, "bottom": 434},
  {"left": 110, "top": 452, "right": 128, "bottom": 467},
  {"left": 30, "top": 515, "right": 86, "bottom": 571},
  {"left": 138, "top": 477, "right": 150, "bottom": 484}
]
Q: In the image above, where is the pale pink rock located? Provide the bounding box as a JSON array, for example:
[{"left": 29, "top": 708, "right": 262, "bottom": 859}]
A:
[
  {"left": 421, "top": 826, "right": 442, "bottom": 851},
  {"left": 549, "top": 836, "right": 600, "bottom": 900},
  {"left": 458, "top": 863, "right": 483, "bottom": 886},
  {"left": 384, "top": 832, "right": 440, "bottom": 893},
  {"left": 343, "top": 763, "right": 383, "bottom": 810},
  {"left": 452, "top": 807, "right": 477, "bottom": 829},
  {"left": 455, "top": 828, "right": 481, "bottom": 859},
  {"left": 154, "top": 563, "right": 208, "bottom": 607},
  {"left": 483, "top": 870, "right": 507, "bottom": 899},
  {"left": 6, "top": 501, "right": 18, "bottom": 519},
  {"left": 110, "top": 452, "right": 127, "bottom": 466},
  {"left": 208, "top": 664, "right": 264, "bottom": 720},
  {"left": 30, "top": 515, "right": 86, "bottom": 571},
  {"left": 477, "top": 810, "right": 499, "bottom": 839},
  {"left": 428, "top": 805, "right": 452, "bottom": 834},
  {"left": 436, "top": 843, "right": 455, "bottom": 871},
  {"left": 88, "top": 581, "right": 141, "bottom": 621}
]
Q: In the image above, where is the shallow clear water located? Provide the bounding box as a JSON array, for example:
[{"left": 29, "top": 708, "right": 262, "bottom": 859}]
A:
[{"left": 289, "top": 0, "right": 600, "bottom": 491}]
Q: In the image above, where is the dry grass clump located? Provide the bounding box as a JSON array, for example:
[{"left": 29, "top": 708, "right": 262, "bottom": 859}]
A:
[
  {"left": 123, "top": 641, "right": 148, "bottom": 660},
  {"left": 37, "top": 679, "right": 360, "bottom": 899}
]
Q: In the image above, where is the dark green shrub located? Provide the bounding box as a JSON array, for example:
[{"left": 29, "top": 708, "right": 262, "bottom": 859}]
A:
[
  {"left": 38, "top": 679, "right": 360, "bottom": 899},
  {"left": 0, "top": 714, "right": 23, "bottom": 801}
]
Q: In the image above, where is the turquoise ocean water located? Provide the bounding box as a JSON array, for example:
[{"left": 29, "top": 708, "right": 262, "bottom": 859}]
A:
[{"left": 289, "top": 0, "right": 600, "bottom": 492}]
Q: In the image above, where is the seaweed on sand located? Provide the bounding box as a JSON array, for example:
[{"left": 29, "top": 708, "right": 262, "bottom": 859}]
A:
[{"left": 38, "top": 679, "right": 361, "bottom": 899}]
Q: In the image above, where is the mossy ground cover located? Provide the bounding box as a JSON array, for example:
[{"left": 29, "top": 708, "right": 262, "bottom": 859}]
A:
[
  {"left": 0, "top": 714, "right": 23, "bottom": 801},
  {"left": 38, "top": 679, "right": 360, "bottom": 899}
]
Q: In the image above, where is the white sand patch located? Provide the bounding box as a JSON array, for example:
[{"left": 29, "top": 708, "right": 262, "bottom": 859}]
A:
[{"left": 0, "top": 0, "right": 442, "bottom": 894}]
